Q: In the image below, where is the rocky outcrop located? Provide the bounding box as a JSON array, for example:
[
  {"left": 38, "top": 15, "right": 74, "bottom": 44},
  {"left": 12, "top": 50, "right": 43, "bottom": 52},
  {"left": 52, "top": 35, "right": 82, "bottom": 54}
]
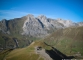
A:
[
  {"left": 35, "top": 46, "right": 53, "bottom": 60},
  {"left": 0, "top": 19, "right": 9, "bottom": 34},
  {"left": 13, "top": 38, "right": 19, "bottom": 48},
  {"left": 78, "top": 22, "right": 83, "bottom": 26},
  {"left": 56, "top": 18, "right": 77, "bottom": 27}
]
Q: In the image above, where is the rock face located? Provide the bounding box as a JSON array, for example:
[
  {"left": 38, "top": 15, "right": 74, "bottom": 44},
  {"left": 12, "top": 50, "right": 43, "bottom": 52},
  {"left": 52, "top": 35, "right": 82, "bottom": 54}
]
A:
[
  {"left": 0, "top": 14, "right": 83, "bottom": 38},
  {"left": 35, "top": 46, "right": 53, "bottom": 60},
  {"left": 0, "top": 19, "right": 8, "bottom": 33},
  {"left": 78, "top": 22, "right": 83, "bottom": 26},
  {"left": 22, "top": 15, "right": 64, "bottom": 37},
  {"left": 22, "top": 14, "right": 48, "bottom": 37},
  {"left": 56, "top": 18, "right": 74, "bottom": 27}
]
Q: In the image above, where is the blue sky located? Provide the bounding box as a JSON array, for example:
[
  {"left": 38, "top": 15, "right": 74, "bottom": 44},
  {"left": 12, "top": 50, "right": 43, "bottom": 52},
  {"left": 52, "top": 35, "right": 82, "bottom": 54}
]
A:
[{"left": 0, "top": 0, "right": 83, "bottom": 22}]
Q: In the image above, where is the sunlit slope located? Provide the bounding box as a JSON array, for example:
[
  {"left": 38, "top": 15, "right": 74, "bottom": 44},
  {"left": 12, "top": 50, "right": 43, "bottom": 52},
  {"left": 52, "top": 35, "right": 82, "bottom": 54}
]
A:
[
  {"left": 4, "top": 41, "right": 51, "bottom": 60},
  {"left": 44, "top": 26, "right": 83, "bottom": 56}
]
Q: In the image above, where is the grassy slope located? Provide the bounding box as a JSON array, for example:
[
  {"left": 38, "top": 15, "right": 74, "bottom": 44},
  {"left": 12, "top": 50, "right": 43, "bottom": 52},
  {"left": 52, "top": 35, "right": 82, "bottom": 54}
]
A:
[
  {"left": 2, "top": 41, "right": 51, "bottom": 60},
  {"left": 0, "top": 31, "right": 38, "bottom": 48},
  {"left": 0, "top": 49, "right": 12, "bottom": 60},
  {"left": 44, "top": 26, "right": 83, "bottom": 57}
]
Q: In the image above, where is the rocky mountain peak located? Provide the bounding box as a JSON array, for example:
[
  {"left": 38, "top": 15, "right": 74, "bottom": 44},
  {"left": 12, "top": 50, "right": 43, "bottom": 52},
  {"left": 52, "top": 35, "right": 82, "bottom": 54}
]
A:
[
  {"left": 57, "top": 18, "right": 62, "bottom": 21},
  {"left": 0, "top": 19, "right": 9, "bottom": 34},
  {"left": 1, "top": 19, "right": 7, "bottom": 23},
  {"left": 22, "top": 14, "right": 48, "bottom": 37},
  {"left": 78, "top": 22, "right": 83, "bottom": 26},
  {"left": 38, "top": 15, "right": 47, "bottom": 20},
  {"left": 1, "top": 19, "right": 7, "bottom": 21},
  {"left": 26, "top": 14, "right": 34, "bottom": 18},
  {"left": 56, "top": 18, "right": 73, "bottom": 27}
]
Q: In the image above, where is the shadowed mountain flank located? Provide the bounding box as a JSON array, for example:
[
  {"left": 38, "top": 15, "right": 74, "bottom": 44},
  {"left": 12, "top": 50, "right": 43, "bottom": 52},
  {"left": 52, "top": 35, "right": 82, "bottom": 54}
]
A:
[
  {"left": 44, "top": 42, "right": 74, "bottom": 60},
  {"left": 46, "top": 47, "right": 74, "bottom": 60}
]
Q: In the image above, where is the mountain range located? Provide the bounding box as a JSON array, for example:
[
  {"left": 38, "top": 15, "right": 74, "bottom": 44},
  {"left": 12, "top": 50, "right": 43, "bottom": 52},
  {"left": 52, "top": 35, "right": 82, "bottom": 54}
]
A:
[{"left": 0, "top": 14, "right": 83, "bottom": 38}]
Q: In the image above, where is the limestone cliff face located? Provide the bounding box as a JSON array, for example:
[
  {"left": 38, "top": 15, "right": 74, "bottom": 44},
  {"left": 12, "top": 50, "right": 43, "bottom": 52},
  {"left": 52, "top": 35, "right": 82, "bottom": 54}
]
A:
[
  {"left": 0, "top": 19, "right": 10, "bottom": 34},
  {"left": 78, "top": 22, "right": 83, "bottom": 26},
  {"left": 37, "top": 15, "right": 64, "bottom": 29},
  {"left": 22, "top": 14, "right": 65, "bottom": 37},
  {"left": 22, "top": 14, "right": 48, "bottom": 37},
  {"left": 56, "top": 18, "right": 76, "bottom": 27}
]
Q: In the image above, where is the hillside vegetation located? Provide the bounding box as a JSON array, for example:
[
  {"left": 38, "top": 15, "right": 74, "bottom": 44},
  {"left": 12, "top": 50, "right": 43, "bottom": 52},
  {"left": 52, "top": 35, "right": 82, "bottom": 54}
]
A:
[
  {"left": 1, "top": 41, "right": 51, "bottom": 60},
  {"left": 44, "top": 26, "right": 83, "bottom": 58},
  {"left": 1, "top": 40, "right": 76, "bottom": 60},
  {"left": 0, "top": 31, "right": 38, "bottom": 49}
]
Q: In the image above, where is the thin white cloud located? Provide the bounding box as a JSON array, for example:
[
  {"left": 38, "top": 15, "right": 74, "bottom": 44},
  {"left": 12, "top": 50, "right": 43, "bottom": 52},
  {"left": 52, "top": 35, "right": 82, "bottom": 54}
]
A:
[
  {"left": 0, "top": 10, "right": 29, "bottom": 20},
  {"left": 0, "top": 10, "right": 40, "bottom": 20},
  {"left": 0, "top": 10, "right": 29, "bottom": 15},
  {"left": 0, "top": 16, "right": 9, "bottom": 20},
  {"left": 0, "top": 10, "right": 57, "bottom": 20}
]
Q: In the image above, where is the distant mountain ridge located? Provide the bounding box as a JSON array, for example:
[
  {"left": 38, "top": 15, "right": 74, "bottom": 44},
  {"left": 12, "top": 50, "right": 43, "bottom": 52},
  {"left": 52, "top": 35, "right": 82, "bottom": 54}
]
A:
[{"left": 0, "top": 14, "right": 83, "bottom": 37}]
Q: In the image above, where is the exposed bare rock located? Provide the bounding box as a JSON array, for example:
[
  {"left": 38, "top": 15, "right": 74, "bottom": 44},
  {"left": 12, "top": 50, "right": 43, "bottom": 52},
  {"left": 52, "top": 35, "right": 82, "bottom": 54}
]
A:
[
  {"left": 35, "top": 46, "right": 52, "bottom": 60},
  {"left": 22, "top": 15, "right": 65, "bottom": 37},
  {"left": 0, "top": 19, "right": 8, "bottom": 33},
  {"left": 57, "top": 18, "right": 74, "bottom": 27},
  {"left": 78, "top": 22, "right": 83, "bottom": 26},
  {"left": 22, "top": 14, "right": 48, "bottom": 37}
]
